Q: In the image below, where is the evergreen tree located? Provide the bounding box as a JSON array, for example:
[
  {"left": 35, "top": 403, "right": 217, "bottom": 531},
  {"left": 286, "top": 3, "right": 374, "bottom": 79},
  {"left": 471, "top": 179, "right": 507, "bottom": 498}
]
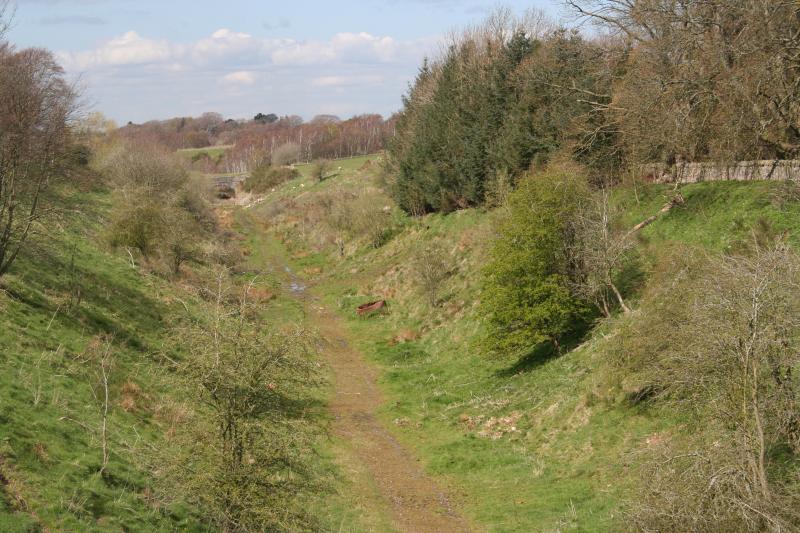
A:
[{"left": 480, "top": 168, "right": 593, "bottom": 356}]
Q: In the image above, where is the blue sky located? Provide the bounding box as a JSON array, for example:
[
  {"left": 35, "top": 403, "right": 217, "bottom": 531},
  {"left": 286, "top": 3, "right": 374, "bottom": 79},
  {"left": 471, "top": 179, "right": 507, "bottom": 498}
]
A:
[{"left": 10, "top": 0, "right": 565, "bottom": 123}]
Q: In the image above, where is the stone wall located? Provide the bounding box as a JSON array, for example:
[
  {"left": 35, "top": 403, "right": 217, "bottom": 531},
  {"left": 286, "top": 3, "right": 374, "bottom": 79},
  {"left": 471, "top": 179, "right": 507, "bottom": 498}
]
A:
[{"left": 643, "top": 160, "right": 800, "bottom": 184}]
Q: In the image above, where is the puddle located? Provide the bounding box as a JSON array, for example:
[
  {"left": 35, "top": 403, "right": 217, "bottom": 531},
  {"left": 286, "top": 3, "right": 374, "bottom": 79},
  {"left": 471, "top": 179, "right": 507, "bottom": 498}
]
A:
[{"left": 290, "top": 282, "right": 306, "bottom": 293}]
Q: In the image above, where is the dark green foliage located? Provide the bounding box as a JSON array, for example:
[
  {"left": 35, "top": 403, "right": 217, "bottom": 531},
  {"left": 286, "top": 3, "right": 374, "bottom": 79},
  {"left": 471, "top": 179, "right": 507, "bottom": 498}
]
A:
[
  {"left": 242, "top": 166, "right": 300, "bottom": 194},
  {"left": 491, "top": 30, "right": 616, "bottom": 176},
  {"left": 389, "top": 23, "right": 608, "bottom": 214},
  {"left": 480, "top": 168, "right": 593, "bottom": 356},
  {"left": 254, "top": 112, "right": 278, "bottom": 124}
]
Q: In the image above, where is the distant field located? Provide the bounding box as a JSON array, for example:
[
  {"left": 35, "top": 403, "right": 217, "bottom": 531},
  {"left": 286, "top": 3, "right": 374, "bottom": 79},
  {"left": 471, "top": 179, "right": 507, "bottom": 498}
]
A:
[
  {"left": 294, "top": 154, "right": 379, "bottom": 179},
  {"left": 177, "top": 145, "right": 233, "bottom": 161}
]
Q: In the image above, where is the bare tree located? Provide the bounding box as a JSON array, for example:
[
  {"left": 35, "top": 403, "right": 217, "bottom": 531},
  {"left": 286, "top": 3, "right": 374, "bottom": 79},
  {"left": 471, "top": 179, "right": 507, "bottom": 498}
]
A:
[
  {"left": 567, "top": 0, "right": 800, "bottom": 165},
  {"left": 568, "top": 187, "right": 635, "bottom": 316},
  {"left": 0, "top": 44, "right": 77, "bottom": 276}
]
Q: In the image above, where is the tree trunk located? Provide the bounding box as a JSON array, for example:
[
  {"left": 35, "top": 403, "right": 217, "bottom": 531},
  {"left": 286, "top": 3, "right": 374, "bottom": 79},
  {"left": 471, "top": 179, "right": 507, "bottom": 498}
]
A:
[{"left": 609, "top": 280, "right": 631, "bottom": 314}]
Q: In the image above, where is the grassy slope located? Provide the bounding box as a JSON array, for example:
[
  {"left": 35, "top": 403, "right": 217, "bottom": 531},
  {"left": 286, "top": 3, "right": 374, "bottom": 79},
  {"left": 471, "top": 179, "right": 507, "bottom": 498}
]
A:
[
  {"left": 246, "top": 160, "right": 800, "bottom": 531},
  {"left": 0, "top": 192, "right": 209, "bottom": 531}
]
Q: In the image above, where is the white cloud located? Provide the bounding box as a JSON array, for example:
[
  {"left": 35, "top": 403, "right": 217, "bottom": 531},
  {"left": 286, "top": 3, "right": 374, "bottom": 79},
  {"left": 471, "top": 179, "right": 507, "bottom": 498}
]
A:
[
  {"left": 221, "top": 71, "right": 256, "bottom": 85},
  {"left": 312, "top": 75, "right": 384, "bottom": 87},
  {"left": 272, "top": 33, "right": 404, "bottom": 66},
  {"left": 58, "top": 28, "right": 433, "bottom": 71},
  {"left": 58, "top": 31, "right": 171, "bottom": 69},
  {"left": 56, "top": 28, "right": 438, "bottom": 123}
]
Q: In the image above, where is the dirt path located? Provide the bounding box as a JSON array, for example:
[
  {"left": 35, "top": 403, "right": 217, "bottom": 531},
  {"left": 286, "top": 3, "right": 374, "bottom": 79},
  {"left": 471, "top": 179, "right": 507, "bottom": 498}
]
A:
[
  {"left": 309, "top": 304, "right": 471, "bottom": 532},
  {"left": 237, "top": 211, "right": 471, "bottom": 532}
]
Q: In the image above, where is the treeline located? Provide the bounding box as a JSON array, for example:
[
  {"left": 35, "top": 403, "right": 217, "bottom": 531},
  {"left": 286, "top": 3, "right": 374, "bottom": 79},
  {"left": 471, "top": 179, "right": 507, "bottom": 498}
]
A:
[
  {"left": 115, "top": 112, "right": 395, "bottom": 173},
  {"left": 225, "top": 114, "right": 394, "bottom": 173},
  {"left": 389, "top": 2, "right": 800, "bottom": 213}
]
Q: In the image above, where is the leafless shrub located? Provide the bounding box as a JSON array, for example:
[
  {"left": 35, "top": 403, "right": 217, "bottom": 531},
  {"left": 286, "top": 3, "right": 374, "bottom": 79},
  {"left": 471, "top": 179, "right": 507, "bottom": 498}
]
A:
[
  {"left": 413, "top": 241, "right": 454, "bottom": 307},
  {"left": 62, "top": 336, "right": 115, "bottom": 475},
  {"left": 311, "top": 158, "right": 332, "bottom": 182},
  {"left": 93, "top": 140, "right": 188, "bottom": 197},
  {"left": 568, "top": 186, "right": 637, "bottom": 316},
  {"left": 330, "top": 195, "right": 393, "bottom": 249},
  {"left": 614, "top": 241, "right": 800, "bottom": 531},
  {"left": 271, "top": 142, "right": 301, "bottom": 166}
]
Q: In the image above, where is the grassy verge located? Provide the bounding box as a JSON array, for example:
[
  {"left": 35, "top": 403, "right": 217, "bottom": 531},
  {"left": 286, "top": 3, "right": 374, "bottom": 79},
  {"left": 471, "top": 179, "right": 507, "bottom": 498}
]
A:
[{"left": 0, "top": 189, "right": 340, "bottom": 531}]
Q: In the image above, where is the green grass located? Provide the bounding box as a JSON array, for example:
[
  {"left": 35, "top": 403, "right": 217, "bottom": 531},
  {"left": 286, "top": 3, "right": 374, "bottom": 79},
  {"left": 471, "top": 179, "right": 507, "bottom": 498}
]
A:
[
  {"left": 294, "top": 154, "right": 377, "bottom": 180},
  {"left": 616, "top": 180, "right": 800, "bottom": 251},
  {"left": 0, "top": 192, "right": 209, "bottom": 530},
  {"left": 243, "top": 163, "right": 800, "bottom": 531},
  {"left": 177, "top": 145, "right": 232, "bottom": 162}
]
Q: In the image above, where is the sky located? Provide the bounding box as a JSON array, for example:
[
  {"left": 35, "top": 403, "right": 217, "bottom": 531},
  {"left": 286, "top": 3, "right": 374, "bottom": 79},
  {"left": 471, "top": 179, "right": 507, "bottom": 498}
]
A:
[{"left": 8, "top": 0, "right": 566, "bottom": 124}]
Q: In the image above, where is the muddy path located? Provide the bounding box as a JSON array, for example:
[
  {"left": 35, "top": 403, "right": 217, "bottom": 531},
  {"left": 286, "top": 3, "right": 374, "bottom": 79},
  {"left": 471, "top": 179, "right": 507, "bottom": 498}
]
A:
[{"left": 244, "top": 215, "right": 471, "bottom": 532}]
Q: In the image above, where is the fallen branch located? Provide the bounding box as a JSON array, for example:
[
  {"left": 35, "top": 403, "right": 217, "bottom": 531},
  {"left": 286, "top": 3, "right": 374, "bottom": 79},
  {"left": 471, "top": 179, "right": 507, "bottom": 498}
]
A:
[{"left": 627, "top": 192, "right": 685, "bottom": 237}]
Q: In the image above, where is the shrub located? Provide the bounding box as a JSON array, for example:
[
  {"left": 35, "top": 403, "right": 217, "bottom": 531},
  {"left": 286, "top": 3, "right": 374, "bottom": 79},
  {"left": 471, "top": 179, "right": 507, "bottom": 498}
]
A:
[
  {"left": 614, "top": 242, "right": 800, "bottom": 531},
  {"left": 311, "top": 159, "right": 332, "bottom": 182},
  {"left": 100, "top": 144, "right": 213, "bottom": 274},
  {"left": 177, "top": 178, "right": 217, "bottom": 232},
  {"left": 242, "top": 165, "right": 300, "bottom": 194},
  {"left": 480, "top": 167, "right": 593, "bottom": 356},
  {"left": 330, "top": 195, "right": 393, "bottom": 249},
  {"left": 163, "top": 210, "right": 201, "bottom": 275},
  {"left": 94, "top": 141, "right": 188, "bottom": 195},
  {"left": 107, "top": 199, "right": 168, "bottom": 258},
  {"left": 271, "top": 142, "right": 301, "bottom": 166},
  {"left": 413, "top": 241, "right": 453, "bottom": 307},
  {"left": 157, "top": 277, "right": 321, "bottom": 530}
]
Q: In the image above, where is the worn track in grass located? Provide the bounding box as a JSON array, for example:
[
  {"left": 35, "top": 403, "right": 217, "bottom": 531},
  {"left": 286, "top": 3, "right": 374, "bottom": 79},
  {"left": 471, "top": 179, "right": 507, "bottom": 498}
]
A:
[
  {"left": 309, "top": 303, "right": 470, "bottom": 532},
  {"left": 242, "top": 209, "right": 471, "bottom": 532}
]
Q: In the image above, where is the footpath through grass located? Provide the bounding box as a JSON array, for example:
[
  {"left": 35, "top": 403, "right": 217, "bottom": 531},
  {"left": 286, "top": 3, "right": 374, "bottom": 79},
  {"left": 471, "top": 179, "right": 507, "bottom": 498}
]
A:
[{"left": 233, "top": 209, "right": 400, "bottom": 532}]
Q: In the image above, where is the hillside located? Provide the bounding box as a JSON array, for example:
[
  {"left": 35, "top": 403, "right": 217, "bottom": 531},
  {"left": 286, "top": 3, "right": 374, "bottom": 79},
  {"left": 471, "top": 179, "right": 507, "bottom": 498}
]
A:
[
  {"left": 0, "top": 189, "right": 351, "bottom": 531},
  {"left": 0, "top": 191, "right": 208, "bottom": 530},
  {"left": 236, "top": 155, "right": 800, "bottom": 531}
]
